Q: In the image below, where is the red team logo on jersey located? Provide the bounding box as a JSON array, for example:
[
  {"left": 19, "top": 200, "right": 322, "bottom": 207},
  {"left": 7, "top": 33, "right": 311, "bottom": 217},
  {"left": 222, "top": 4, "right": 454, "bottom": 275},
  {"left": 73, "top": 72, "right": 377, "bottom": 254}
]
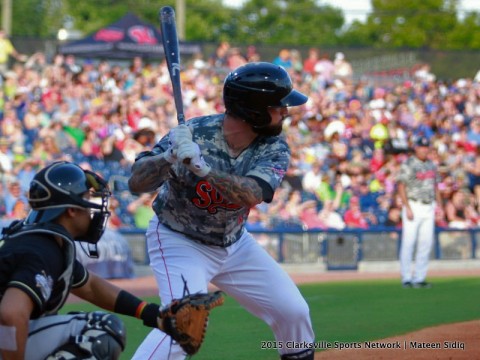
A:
[
  {"left": 192, "top": 180, "right": 242, "bottom": 214},
  {"left": 416, "top": 170, "right": 435, "bottom": 180}
]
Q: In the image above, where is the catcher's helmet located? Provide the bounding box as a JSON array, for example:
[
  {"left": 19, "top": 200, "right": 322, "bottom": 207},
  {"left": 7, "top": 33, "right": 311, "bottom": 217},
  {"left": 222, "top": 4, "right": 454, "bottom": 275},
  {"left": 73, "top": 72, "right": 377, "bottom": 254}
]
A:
[
  {"left": 223, "top": 62, "right": 308, "bottom": 128},
  {"left": 25, "top": 161, "right": 111, "bottom": 244}
]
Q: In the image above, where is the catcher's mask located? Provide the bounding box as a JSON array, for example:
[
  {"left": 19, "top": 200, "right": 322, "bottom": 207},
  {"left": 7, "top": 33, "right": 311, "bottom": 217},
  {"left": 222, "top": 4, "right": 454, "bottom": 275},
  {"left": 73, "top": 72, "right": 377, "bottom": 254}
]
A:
[
  {"left": 25, "top": 161, "right": 111, "bottom": 248},
  {"left": 223, "top": 62, "right": 308, "bottom": 128}
]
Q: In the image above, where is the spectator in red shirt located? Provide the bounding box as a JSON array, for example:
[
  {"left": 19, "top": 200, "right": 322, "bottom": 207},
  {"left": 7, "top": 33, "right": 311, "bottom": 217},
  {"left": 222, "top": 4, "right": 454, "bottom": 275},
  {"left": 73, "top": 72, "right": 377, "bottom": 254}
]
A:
[
  {"left": 343, "top": 196, "right": 370, "bottom": 229},
  {"left": 370, "top": 148, "right": 386, "bottom": 172},
  {"left": 303, "top": 48, "right": 319, "bottom": 75}
]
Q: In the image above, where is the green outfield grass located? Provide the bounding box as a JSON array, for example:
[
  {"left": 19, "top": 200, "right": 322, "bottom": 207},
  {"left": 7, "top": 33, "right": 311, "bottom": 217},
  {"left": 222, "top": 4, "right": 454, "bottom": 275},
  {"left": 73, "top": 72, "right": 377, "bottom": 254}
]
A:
[{"left": 61, "top": 276, "right": 480, "bottom": 359}]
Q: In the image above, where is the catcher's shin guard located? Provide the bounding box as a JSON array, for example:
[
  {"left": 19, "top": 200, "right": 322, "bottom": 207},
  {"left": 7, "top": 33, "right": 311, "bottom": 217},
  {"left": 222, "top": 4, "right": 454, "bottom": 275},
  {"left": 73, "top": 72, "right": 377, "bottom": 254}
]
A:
[
  {"left": 45, "top": 311, "right": 126, "bottom": 360},
  {"left": 281, "top": 349, "right": 315, "bottom": 360}
]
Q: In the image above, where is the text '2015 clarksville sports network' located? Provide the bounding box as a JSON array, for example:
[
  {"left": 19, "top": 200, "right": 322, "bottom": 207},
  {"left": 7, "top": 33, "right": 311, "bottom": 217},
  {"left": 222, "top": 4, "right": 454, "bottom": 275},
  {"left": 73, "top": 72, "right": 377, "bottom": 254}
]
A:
[{"left": 260, "top": 340, "right": 466, "bottom": 351}]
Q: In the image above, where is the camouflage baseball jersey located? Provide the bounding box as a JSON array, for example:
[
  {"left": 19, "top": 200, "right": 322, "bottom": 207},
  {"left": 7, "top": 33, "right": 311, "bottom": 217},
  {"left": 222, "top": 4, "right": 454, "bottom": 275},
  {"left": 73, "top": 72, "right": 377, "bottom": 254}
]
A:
[
  {"left": 136, "top": 114, "right": 290, "bottom": 247},
  {"left": 397, "top": 155, "right": 440, "bottom": 203}
]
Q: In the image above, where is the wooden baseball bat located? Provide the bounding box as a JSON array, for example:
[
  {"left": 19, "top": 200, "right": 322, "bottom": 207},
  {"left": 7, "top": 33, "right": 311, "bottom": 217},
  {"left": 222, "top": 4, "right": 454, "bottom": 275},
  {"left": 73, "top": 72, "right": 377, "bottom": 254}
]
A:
[
  {"left": 160, "top": 6, "right": 190, "bottom": 164},
  {"left": 160, "top": 6, "right": 185, "bottom": 126}
]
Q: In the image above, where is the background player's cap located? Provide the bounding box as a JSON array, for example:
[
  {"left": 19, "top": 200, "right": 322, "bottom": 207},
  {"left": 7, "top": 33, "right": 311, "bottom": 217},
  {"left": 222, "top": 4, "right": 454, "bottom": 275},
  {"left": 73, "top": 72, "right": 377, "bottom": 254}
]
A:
[{"left": 415, "top": 136, "right": 430, "bottom": 147}]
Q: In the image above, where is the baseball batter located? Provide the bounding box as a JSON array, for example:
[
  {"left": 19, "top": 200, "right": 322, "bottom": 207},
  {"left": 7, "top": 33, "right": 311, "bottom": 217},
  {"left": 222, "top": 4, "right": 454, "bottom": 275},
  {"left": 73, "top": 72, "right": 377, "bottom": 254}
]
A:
[
  {"left": 129, "top": 62, "right": 315, "bottom": 359},
  {"left": 397, "top": 137, "right": 442, "bottom": 288}
]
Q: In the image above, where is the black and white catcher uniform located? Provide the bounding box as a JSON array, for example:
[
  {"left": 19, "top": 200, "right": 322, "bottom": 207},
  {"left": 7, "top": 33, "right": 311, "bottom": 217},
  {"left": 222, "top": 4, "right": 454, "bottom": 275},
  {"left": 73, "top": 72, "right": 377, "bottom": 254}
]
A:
[
  {"left": 0, "top": 222, "right": 125, "bottom": 360},
  {"left": 1, "top": 161, "right": 175, "bottom": 360}
]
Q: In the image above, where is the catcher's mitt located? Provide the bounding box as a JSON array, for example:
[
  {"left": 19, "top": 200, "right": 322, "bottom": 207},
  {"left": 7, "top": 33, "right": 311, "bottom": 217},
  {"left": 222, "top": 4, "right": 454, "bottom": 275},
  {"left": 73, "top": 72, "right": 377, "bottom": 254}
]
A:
[{"left": 158, "top": 283, "right": 224, "bottom": 355}]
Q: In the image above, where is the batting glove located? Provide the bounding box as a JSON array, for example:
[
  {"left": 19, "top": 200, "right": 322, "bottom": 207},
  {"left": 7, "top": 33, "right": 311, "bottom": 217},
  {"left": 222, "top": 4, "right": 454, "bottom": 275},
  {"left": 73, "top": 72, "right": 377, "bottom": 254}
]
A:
[
  {"left": 164, "top": 146, "right": 176, "bottom": 164},
  {"left": 171, "top": 124, "right": 192, "bottom": 145},
  {"left": 177, "top": 142, "right": 211, "bottom": 177},
  {"left": 188, "top": 153, "right": 211, "bottom": 177},
  {"left": 165, "top": 124, "right": 192, "bottom": 163}
]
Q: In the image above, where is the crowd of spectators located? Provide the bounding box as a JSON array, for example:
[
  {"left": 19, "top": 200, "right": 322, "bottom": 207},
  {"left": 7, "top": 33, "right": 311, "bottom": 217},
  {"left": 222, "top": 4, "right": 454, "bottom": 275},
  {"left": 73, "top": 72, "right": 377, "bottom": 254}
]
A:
[{"left": 0, "top": 41, "right": 479, "bottom": 234}]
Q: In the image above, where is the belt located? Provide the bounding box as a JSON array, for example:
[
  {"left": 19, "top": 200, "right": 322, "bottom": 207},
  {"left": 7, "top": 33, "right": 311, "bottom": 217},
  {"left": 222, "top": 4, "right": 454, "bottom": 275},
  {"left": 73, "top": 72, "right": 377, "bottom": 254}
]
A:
[{"left": 408, "top": 198, "right": 432, "bottom": 205}]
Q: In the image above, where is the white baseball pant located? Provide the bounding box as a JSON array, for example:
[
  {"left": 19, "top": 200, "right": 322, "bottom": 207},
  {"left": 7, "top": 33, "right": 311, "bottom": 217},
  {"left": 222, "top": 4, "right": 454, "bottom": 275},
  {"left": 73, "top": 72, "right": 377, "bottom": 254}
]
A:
[
  {"left": 400, "top": 201, "right": 435, "bottom": 284},
  {"left": 132, "top": 216, "right": 314, "bottom": 360}
]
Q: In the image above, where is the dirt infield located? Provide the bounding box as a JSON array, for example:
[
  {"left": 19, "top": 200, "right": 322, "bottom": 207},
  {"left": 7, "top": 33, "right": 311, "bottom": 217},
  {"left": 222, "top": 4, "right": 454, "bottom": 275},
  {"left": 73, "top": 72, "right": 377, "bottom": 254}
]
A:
[
  {"left": 301, "top": 268, "right": 480, "bottom": 360},
  {"left": 68, "top": 266, "right": 480, "bottom": 359},
  {"left": 314, "top": 320, "right": 478, "bottom": 360}
]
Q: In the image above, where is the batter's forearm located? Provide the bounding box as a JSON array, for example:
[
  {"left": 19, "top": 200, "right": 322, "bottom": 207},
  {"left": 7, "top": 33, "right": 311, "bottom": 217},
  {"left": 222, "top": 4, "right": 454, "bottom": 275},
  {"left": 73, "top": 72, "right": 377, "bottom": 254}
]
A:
[
  {"left": 129, "top": 155, "right": 172, "bottom": 193},
  {"left": 205, "top": 170, "right": 263, "bottom": 208}
]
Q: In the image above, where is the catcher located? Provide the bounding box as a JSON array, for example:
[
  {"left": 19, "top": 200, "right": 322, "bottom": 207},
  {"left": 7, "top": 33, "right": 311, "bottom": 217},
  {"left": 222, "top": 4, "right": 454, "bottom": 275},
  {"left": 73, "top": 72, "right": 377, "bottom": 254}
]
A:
[{"left": 0, "top": 161, "right": 223, "bottom": 360}]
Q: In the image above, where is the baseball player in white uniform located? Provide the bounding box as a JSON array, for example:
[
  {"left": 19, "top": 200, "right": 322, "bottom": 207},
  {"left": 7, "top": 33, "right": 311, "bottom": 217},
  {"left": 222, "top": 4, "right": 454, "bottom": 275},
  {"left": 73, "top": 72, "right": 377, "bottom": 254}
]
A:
[
  {"left": 128, "top": 62, "right": 315, "bottom": 359},
  {"left": 397, "top": 136, "right": 442, "bottom": 288}
]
